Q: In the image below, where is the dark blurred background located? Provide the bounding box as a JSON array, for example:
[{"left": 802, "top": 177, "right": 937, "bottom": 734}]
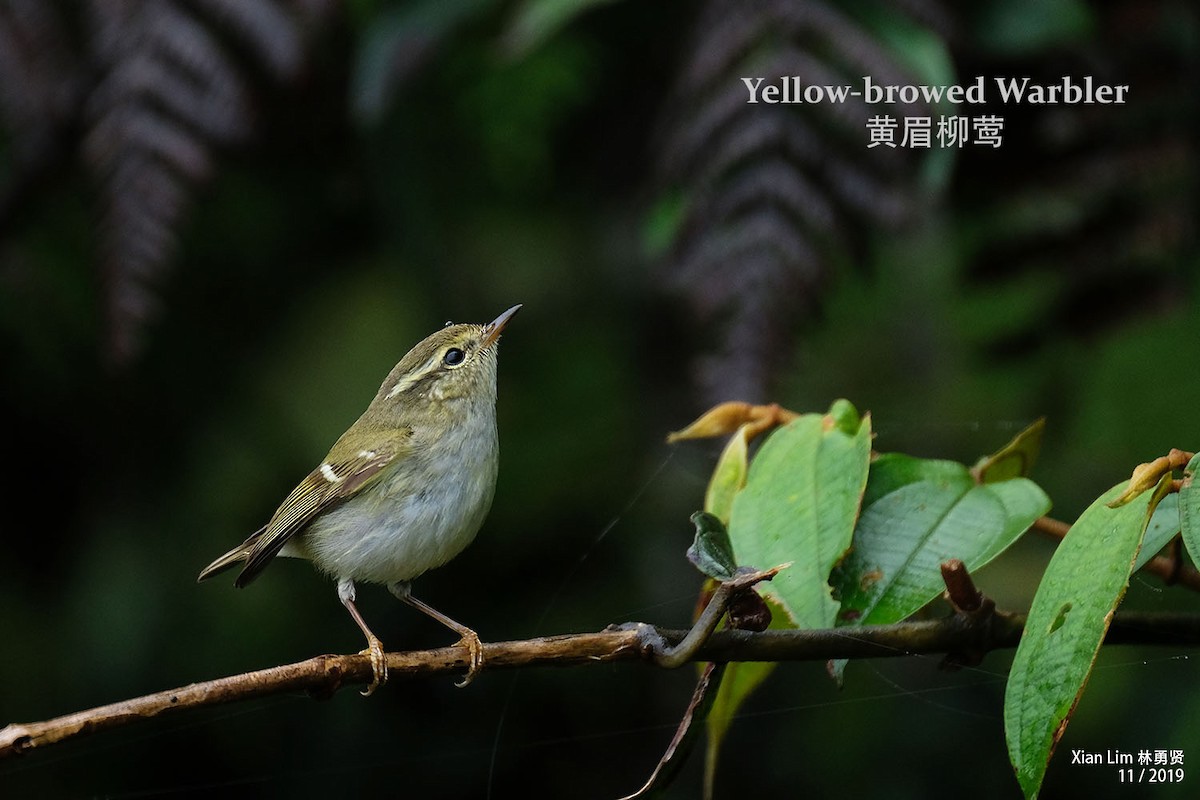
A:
[{"left": 2, "top": 0, "right": 1198, "bottom": 797}]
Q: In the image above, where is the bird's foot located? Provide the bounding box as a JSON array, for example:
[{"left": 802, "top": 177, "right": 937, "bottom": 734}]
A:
[
  {"left": 454, "top": 629, "right": 484, "bottom": 688},
  {"left": 359, "top": 634, "right": 388, "bottom": 696}
]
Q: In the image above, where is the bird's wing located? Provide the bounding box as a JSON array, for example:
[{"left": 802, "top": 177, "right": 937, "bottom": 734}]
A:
[{"left": 235, "top": 427, "right": 413, "bottom": 587}]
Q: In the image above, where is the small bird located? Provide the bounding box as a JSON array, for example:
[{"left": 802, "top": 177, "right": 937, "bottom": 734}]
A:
[{"left": 199, "top": 305, "right": 520, "bottom": 694}]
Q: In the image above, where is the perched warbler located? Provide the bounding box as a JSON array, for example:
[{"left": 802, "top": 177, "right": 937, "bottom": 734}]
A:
[{"left": 199, "top": 304, "right": 520, "bottom": 693}]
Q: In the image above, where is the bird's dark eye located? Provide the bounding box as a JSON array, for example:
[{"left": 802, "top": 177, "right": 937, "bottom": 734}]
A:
[{"left": 443, "top": 347, "right": 465, "bottom": 367}]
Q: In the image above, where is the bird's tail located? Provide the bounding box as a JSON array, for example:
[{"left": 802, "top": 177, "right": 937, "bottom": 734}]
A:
[
  {"left": 197, "top": 526, "right": 265, "bottom": 583},
  {"left": 197, "top": 547, "right": 250, "bottom": 582}
]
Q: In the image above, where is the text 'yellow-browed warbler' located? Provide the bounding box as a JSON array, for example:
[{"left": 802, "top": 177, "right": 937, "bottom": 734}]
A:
[{"left": 199, "top": 305, "right": 520, "bottom": 694}]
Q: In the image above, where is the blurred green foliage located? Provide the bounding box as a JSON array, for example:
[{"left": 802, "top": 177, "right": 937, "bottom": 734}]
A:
[{"left": 1, "top": 0, "right": 1198, "bottom": 798}]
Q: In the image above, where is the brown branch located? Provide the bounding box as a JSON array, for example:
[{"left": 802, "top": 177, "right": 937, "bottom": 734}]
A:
[
  {"left": 0, "top": 630, "right": 641, "bottom": 760},
  {"left": 1032, "top": 515, "right": 1200, "bottom": 592},
  {"left": 5, "top": 610, "right": 1200, "bottom": 760}
]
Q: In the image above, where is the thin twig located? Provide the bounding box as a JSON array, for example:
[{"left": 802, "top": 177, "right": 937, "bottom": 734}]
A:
[
  {"left": 647, "top": 564, "right": 785, "bottom": 668},
  {"left": 1030, "top": 516, "right": 1071, "bottom": 539}
]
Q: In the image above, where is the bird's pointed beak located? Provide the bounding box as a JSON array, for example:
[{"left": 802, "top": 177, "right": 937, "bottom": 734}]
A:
[{"left": 481, "top": 304, "right": 521, "bottom": 349}]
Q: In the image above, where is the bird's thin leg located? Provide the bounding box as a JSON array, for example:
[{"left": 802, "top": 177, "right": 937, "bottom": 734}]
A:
[
  {"left": 389, "top": 581, "right": 483, "bottom": 687},
  {"left": 338, "top": 578, "right": 387, "bottom": 696}
]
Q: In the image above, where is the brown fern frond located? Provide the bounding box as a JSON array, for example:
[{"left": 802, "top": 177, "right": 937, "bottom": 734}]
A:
[
  {"left": 0, "top": 0, "right": 332, "bottom": 365},
  {"left": 658, "top": 0, "right": 948, "bottom": 403},
  {"left": 193, "top": 0, "right": 305, "bottom": 81},
  {"left": 80, "top": 0, "right": 331, "bottom": 365}
]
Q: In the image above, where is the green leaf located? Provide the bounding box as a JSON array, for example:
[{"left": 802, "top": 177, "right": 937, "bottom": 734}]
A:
[
  {"left": 698, "top": 425, "right": 779, "bottom": 798},
  {"left": 642, "top": 191, "right": 687, "bottom": 260},
  {"left": 834, "top": 454, "right": 1050, "bottom": 627},
  {"left": 350, "top": 0, "right": 495, "bottom": 124},
  {"left": 825, "top": 398, "right": 862, "bottom": 435},
  {"left": 501, "top": 0, "right": 622, "bottom": 58},
  {"left": 705, "top": 426, "right": 750, "bottom": 525},
  {"left": 1005, "top": 475, "right": 1172, "bottom": 799},
  {"left": 1134, "top": 491, "right": 1179, "bottom": 572},
  {"left": 861, "top": 454, "right": 965, "bottom": 507},
  {"left": 973, "top": 418, "right": 1045, "bottom": 483},
  {"left": 1180, "top": 453, "right": 1200, "bottom": 564},
  {"left": 727, "top": 402, "right": 872, "bottom": 630},
  {"left": 706, "top": 401, "right": 867, "bottom": 787},
  {"left": 702, "top": 596, "right": 787, "bottom": 800},
  {"left": 687, "top": 512, "right": 738, "bottom": 581},
  {"left": 972, "top": 0, "right": 1096, "bottom": 56}
]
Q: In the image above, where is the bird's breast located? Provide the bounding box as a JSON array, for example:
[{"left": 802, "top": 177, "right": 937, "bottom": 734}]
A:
[{"left": 303, "top": 411, "right": 499, "bottom": 584}]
